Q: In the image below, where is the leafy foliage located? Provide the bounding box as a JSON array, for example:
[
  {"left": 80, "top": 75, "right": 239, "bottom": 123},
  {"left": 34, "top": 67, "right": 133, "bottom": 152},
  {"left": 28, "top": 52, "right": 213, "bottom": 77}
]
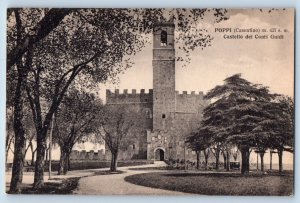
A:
[
  {"left": 97, "top": 105, "right": 145, "bottom": 171},
  {"left": 253, "top": 95, "right": 294, "bottom": 151},
  {"left": 189, "top": 74, "right": 294, "bottom": 174},
  {"left": 187, "top": 128, "right": 212, "bottom": 152},
  {"left": 54, "top": 88, "right": 103, "bottom": 151},
  {"left": 203, "top": 74, "right": 274, "bottom": 147},
  {"left": 53, "top": 88, "right": 103, "bottom": 174}
]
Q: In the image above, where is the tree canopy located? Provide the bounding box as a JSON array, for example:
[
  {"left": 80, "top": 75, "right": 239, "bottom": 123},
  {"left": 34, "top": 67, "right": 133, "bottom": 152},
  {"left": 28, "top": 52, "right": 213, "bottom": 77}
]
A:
[
  {"left": 53, "top": 88, "right": 103, "bottom": 174},
  {"left": 191, "top": 74, "right": 294, "bottom": 174}
]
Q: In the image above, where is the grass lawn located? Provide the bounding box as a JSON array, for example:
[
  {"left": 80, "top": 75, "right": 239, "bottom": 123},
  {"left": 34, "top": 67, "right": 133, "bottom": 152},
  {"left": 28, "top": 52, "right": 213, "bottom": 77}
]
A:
[
  {"left": 6, "top": 177, "right": 80, "bottom": 194},
  {"left": 124, "top": 171, "right": 293, "bottom": 196}
]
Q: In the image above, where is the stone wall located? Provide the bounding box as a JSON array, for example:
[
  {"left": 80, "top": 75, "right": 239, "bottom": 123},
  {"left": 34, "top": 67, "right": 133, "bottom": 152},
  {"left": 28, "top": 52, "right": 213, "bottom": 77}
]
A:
[
  {"left": 106, "top": 89, "right": 153, "bottom": 104},
  {"left": 70, "top": 149, "right": 106, "bottom": 160},
  {"left": 105, "top": 89, "right": 153, "bottom": 159},
  {"left": 152, "top": 60, "right": 176, "bottom": 130},
  {"left": 175, "top": 91, "right": 207, "bottom": 113}
]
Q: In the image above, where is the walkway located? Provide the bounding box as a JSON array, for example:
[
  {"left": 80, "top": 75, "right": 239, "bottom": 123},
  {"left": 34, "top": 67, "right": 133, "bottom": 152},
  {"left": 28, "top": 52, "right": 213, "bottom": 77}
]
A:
[{"left": 73, "top": 161, "right": 187, "bottom": 195}]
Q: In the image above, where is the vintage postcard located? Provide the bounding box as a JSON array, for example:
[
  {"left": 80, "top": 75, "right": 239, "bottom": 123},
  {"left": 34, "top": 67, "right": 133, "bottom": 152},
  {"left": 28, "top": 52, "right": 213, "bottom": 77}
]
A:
[{"left": 6, "top": 8, "right": 294, "bottom": 195}]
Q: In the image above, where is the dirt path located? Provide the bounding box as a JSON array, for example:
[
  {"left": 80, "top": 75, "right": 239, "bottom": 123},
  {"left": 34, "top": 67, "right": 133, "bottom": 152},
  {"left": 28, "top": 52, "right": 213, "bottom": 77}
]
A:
[{"left": 73, "top": 161, "right": 187, "bottom": 195}]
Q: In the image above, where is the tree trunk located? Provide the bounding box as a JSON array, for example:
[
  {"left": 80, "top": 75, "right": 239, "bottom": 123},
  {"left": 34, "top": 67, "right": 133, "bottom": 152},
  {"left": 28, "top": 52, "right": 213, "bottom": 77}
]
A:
[
  {"left": 6, "top": 145, "right": 10, "bottom": 164},
  {"left": 67, "top": 153, "right": 71, "bottom": 171},
  {"left": 196, "top": 151, "right": 200, "bottom": 169},
  {"left": 24, "top": 142, "right": 30, "bottom": 159},
  {"left": 240, "top": 145, "right": 250, "bottom": 175},
  {"left": 226, "top": 150, "right": 230, "bottom": 171},
  {"left": 215, "top": 148, "right": 220, "bottom": 170},
  {"left": 203, "top": 149, "right": 209, "bottom": 170},
  {"left": 270, "top": 150, "right": 273, "bottom": 171},
  {"left": 233, "top": 150, "right": 238, "bottom": 161},
  {"left": 58, "top": 149, "right": 67, "bottom": 175},
  {"left": 9, "top": 132, "right": 26, "bottom": 193},
  {"left": 31, "top": 146, "right": 36, "bottom": 166},
  {"left": 9, "top": 68, "right": 27, "bottom": 193},
  {"left": 222, "top": 151, "right": 227, "bottom": 169},
  {"left": 33, "top": 137, "right": 47, "bottom": 189},
  {"left": 45, "top": 148, "right": 49, "bottom": 162},
  {"left": 58, "top": 148, "right": 71, "bottom": 175},
  {"left": 260, "top": 152, "right": 265, "bottom": 171},
  {"left": 110, "top": 152, "right": 118, "bottom": 172},
  {"left": 278, "top": 149, "right": 283, "bottom": 173}
]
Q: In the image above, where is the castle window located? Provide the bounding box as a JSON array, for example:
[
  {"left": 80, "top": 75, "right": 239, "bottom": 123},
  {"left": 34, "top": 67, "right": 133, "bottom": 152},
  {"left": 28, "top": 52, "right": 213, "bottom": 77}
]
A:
[
  {"left": 161, "top": 30, "right": 167, "bottom": 46},
  {"left": 146, "top": 109, "right": 152, "bottom": 119},
  {"left": 162, "top": 114, "right": 166, "bottom": 119}
]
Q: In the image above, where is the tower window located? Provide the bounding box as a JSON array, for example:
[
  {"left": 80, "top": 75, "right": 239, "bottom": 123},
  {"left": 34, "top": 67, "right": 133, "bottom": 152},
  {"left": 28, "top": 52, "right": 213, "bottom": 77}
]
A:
[
  {"left": 161, "top": 30, "right": 167, "bottom": 46},
  {"left": 146, "top": 109, "right": 152, "bottom": 119},
  {"left": 162, "top": 114, "right": 166, "bottom": 119}
]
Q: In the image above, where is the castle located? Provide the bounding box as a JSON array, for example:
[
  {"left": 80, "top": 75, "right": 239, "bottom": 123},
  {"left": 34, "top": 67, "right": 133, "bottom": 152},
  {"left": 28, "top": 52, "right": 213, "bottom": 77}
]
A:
[{"left": 105, "top": 22, "right": 208, "bottom": 161}]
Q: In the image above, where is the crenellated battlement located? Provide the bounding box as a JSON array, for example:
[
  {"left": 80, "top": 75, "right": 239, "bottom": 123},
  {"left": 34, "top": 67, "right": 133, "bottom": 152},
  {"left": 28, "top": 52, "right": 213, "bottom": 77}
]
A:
[
  {"left": 175, "top": 90, "right": 204, "bottom": 97},
  {"left": 106, "top": 89, "right": 153, "bottom": 104},
  {"left": 175, "top": 90, "right": 207, "bottom": 113},
  {"left": 106, "top": 89, "right": 153, "bottom": 95}
]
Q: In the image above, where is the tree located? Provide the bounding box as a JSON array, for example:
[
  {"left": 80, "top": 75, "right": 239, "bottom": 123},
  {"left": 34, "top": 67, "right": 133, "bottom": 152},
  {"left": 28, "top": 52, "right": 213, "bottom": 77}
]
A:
[
  {"left": 203, "top": 74, "right": 274, "bottom": 174},
  {"left": 23, "top": 110, "right": 37, "bottom": 166},
  {"left": 7, "top": 9, "right": 29, "bottom": 193},
  {"left": 221, "top": 143, "right": 231, "bottom": 171},
  {"left": 22, "top": 9, "right": 148, "bottom": 189},
  {"left": 53, "top": 89, "right": 103, "bottom": 175},
  {"left": 203, "top": 148, "right": 210, "bottom": 170},
  {"left": 210, "top": 140, "right": 222, "bottom": 170},
  {"left": 273, "top": 96, "right": 294, "bottom": 172},
  {"left": 6, "top": 70, "right": 16, "bottom": 163},
  {"left": 253, "top": 95, "right": 294, "bottom": 172},
  {"left": 254, "top": 121, "right": 271, "bottom": 172},
  {"left": 98, "top": 105, "right": 143, "bottom": 172},
  {"left": 7, "top": 8, "right": 228, "bottom": 191},
  {"left": 6, "top": 8, "right": 73, "bottom": 70},
  {"left": 187, "top": 128, "right": 212, "bottom": 169}
]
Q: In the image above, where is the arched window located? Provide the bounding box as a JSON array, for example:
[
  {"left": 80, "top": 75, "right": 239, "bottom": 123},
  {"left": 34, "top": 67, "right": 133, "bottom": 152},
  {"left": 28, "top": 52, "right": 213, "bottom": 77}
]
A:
[{"left": 161, "top": 30, "right": 167, "bottom": 46}]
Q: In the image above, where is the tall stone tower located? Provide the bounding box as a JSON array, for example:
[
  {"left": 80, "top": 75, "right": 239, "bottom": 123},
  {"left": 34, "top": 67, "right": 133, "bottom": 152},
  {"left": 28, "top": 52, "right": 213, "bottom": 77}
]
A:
[{"left": 152, "top": 22, "right": 176, "bottom": 130}]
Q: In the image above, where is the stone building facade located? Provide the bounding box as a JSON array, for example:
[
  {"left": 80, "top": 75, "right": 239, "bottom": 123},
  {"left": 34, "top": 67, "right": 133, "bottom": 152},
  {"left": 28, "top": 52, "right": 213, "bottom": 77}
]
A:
[{"left": 106, "top": 22, "right": 209, "bottom": 161}]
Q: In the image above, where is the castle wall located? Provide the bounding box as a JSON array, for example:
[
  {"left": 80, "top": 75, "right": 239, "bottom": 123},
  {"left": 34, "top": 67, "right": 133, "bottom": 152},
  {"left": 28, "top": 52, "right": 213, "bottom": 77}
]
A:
[
  {"left": 175, "top": 91, "right": 207, "bottom": 113},
  {"left": 105, "top": 89, "right": 154, "bottom": 159},
  {"left": 146, "top": 90, "right": 208, "bottom": 161},
  {"left": 106, "top": 89, "right": 153, "bottom": 104}
]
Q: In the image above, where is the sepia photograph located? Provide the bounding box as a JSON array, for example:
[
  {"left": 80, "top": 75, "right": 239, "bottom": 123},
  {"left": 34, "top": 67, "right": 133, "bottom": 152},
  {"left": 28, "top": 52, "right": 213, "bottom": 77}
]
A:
[{"left": 5, "top": 8, "right": 294, "bottom": 196}]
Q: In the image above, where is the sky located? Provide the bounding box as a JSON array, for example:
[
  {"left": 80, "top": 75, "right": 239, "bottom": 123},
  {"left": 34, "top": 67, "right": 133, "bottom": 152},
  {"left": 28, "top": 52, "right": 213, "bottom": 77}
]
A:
[{"left": 100, "top": 9, "right": 294, "bottom": 102}]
